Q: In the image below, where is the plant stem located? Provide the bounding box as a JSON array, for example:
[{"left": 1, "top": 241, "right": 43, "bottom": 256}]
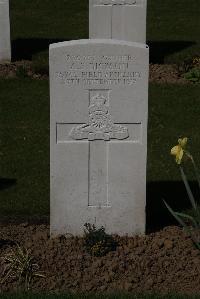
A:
[
  {"left": 190, "top": 156, "right": 200, "bottom": 225},
  {"left": 180, "top": 165, "right": 197, "bottom": 211}
]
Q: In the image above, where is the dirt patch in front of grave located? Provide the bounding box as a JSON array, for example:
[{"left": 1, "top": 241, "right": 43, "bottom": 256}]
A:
[
  {"left": 0, "top": 61, "right": 190, "bottom": 84},
  {"left": 149, "top": 64, "right": 189, "bottom": 84},
  {"left": 0, "top": 223, "right": 200, "bottom": 295}
]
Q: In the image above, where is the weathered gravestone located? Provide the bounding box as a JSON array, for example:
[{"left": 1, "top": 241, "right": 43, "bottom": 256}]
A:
[
  {"left": 0, "top": 0, "right": 11, "bottom": 62},
  {"left": 50, "top": 39, "right": 149, "bottom": 236},
  {"left": 89, "top": 0, "right": 147, "bottom": 43}
]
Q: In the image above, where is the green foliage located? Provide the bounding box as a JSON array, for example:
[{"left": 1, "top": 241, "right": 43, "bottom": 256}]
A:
[
  {"left": 83, "top": 223, "right": 118, "bottom": 257},
  {"left": 177, "top": 56, "right": 200, "bottom": 83},
  {"left": 32, "top": 52, "right": 49, "bottom": 76},
  {"left": 0, "top": 243, "right": 45, "bottom": 291},
  {"left": 177, "top": 58, "right": 194, "bottom": 74},
  {"left": 193, "top": 56, "right": 200, "bottom": 68},
  {"left": 182, "top": 206, "right": 200, "bottom": 224},
  {"left": 16, "top": 64, "right": 29, "bottom": 78},
  {"left": 184, "top": 68, "right": 200, "bottom": 83}
]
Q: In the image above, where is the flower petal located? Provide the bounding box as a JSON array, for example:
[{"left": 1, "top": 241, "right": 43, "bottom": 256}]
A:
[
  {"left": 171, "top": 145, "right": 180, "bottom": 156},
  {"left": 176, "top": 148, "right": 184, "bottom": 164},
  {"left": 178, "top": 137, "right": 188, "bottom": 148}
]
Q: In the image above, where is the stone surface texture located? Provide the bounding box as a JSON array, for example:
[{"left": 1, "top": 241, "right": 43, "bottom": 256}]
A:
[
  {"left": 0, "top": 0, "right": 11, "bottom": 62},
  {"left": 50, "top": 39, "right": 149, "bottom": 236},
  {"left": 89, "top": 0, "right": 147, "bottom": 43}
]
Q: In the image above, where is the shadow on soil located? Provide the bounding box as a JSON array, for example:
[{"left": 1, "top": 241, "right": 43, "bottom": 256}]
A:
[
  {"left": 146, "top": 180, "right": 200, "bottom": 233},
  {"left": 0, "top": 178, "right": 17, "bottom": 191},
  {"left": 0, "top": 239, "right": 16, "bottom": 248},
  {"left": 11, "top": 38, "right": 196, "bottom": 63},
  {"left": 146, "top": 40, "right": 195, "bottom": 63}
]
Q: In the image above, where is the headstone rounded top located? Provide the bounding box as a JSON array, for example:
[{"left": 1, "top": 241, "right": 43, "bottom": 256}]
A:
[
  {"left": 92, "top": 0, "right": 142, "bottom": 5},
  {"left": 50, "top": 39, "right": 148, "bottom": 50}
]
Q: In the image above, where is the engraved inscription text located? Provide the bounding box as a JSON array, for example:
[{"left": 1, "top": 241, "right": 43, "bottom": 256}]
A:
[{"left": 56, "top": 54, "right": 141, "bottom": 86}]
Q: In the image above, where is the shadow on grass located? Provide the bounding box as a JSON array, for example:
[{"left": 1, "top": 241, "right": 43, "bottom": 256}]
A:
[
  {"left": 146, "top": 180, "right": 200, "bottom": 233},
  {"left": 11, "top": 38, "right": 70, "bottom": 61},
  {"left": 11, "top": 39, "right": 196, "bottom": 63},
  {"left": 0, "top": 179, "right": 199, "bottom": 235},
  {"left": 148, "top": 41, "right": 196, "bottom": 63},
  {"left": 0, "top": 178, "right": 17, "bottom": 191}
]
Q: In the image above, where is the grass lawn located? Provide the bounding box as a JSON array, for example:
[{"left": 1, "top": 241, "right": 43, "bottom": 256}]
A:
[
  {"left": 1, "top": 78, "right": 200, "bottom": 230},
  {"left": 1, "top": 293, "right": 200, "bottom": 299},
  {"left": 0, "top": 79, "right": 49, "bottom": 219},
  {"left": 10, "top": 0, "right": 200, "bottom": 65}
]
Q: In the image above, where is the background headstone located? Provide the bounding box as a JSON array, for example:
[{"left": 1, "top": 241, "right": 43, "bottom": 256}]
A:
[
  {"left": 50, "top": 39, "right": 149, "bottom": 236},
  {"left": 89, "top": 0, "right": 147, "bottom": 43},
  {"left": 0, "top": 0, "right": 11, "bottom": 62}
]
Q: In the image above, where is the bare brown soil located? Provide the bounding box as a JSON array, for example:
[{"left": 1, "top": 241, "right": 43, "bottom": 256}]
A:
[
  {"left": 0, "top": 224, "right": 200, "bottom": 295},
  {"left": 149, "top": 64, "right": 188, "bottom": 84},
  {"left": 0, "top": 61, "right": 189, "bottom": 84}
]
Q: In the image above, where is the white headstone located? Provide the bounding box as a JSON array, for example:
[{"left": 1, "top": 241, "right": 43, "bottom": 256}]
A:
[
  {"left": 0, "top": 0, "right": 11, "bottom": 62},
  {"left": 50, "top": 39, "right": 149, "bottom": 236},
  {"left": 89, "top": 0, "right": 147, "bottom": 43}
]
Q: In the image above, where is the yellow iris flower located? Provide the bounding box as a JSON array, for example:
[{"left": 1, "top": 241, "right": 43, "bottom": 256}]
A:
[{"left": 171, "top": 137, "right": 188, "bottom": 164}]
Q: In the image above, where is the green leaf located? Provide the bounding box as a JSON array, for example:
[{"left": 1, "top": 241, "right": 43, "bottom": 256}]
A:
[
  {"left": 163, "top": 200, "right": 188, "bottom": 229},
  {"left": 191, "top": 157, "right": 200, "bottom": 194},
  {"left": 175, "top": 212, "right": 198, "bottom": 228}
]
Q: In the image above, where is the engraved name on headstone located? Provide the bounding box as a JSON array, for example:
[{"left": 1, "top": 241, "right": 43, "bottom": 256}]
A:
[
  {"left": 50, "top": 39, "right": 149, "bottom": 236},
  {"left": 89, "top": 0, "right": 147, "bottom": 43},
  {"left": 0, "top": 0, "right": 11, "bottom": 62}
]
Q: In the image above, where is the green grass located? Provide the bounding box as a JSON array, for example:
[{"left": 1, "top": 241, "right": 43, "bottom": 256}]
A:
[
  {"left": 0, "top": 79, "right": 49, "bottom": 218},
  {"left": 147, "top": 0, "right": 200, "bottom": 63},
  {"left": 10, "top": 0, "right": 89, "bottom": 40},
  {"left": 1, "top": 79, "right": 200, "bottom": 226},
  {"left": 9, "top": 0, "right": 200, "bottom": 65},
  {"left": 148, "top": 83, "right": 200, "bottom": 181},
  {"left": 1, "top": 293, "right": 200, "bottom": 299}
]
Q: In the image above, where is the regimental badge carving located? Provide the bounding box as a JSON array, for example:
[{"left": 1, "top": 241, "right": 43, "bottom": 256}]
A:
[{"left": 70, "top": 94, "right": 129, "bottom": 141}]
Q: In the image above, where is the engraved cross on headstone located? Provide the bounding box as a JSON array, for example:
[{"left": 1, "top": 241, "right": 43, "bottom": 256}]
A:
[{"left": 56, "top": 90, "right": 140, "bottom": 209}]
